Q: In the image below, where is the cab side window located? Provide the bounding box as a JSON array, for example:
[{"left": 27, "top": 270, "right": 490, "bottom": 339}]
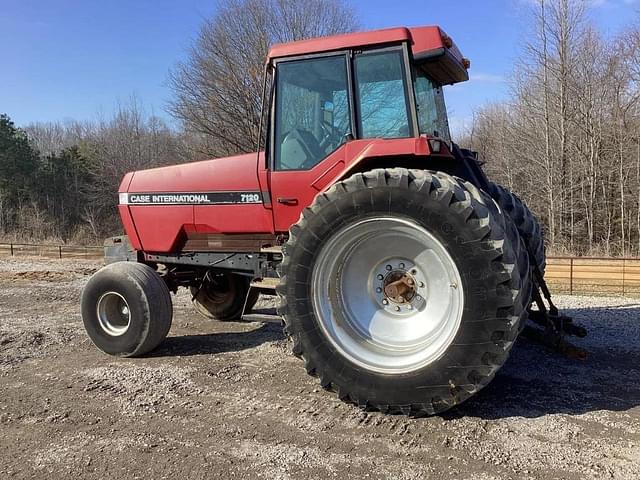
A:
[
  {"left": 274, "top": 55, "right": 351, "bottom": 171},
  {"left": 354, "top": 50, "right": 412, "bottom": 139}
]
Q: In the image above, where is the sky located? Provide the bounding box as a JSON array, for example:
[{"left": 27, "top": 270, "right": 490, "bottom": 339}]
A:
[{"left": 1, "top": 0, "right": 639, "bottom": 136}]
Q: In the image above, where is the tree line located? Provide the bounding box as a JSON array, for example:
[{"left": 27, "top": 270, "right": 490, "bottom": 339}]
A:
[
  {"left": 0, "top": 103, "right": 192, "bottom": 242},
  {"left": 463, "top": 0, "right": 640, "bottom": 256}
]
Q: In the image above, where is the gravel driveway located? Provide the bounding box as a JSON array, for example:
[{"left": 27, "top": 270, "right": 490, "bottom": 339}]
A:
[{"left": 0, "top": 257, "right": 639, "bottom": 479}]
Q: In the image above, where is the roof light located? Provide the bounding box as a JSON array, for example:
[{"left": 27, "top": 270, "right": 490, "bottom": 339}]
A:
[
  {"left": 441, "top": 34, "right": 453, "bottom": 49},
  {"left": 462, "top": 58, "right": 471, "bottom": 69}
]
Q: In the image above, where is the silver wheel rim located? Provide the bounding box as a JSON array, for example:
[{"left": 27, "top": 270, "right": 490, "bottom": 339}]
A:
[
  {"left": 96, "top": 292, "right": 131, "bottom": 336},
  {"left": 311, "top": 217, "right": 464, "bottom": 374}
]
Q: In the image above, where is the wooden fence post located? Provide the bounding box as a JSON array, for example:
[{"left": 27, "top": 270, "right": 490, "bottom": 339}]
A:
[{"left": 569, "top": 257, "right": 574, "bottom": 295}]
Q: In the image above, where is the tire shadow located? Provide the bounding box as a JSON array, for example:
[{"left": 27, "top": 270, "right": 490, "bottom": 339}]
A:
[
  {"left": 446, "top": 305, "right": 640, "bottom": 419},
  {"left": 149, "top": 310, "right": 285, "bottom": 358}
]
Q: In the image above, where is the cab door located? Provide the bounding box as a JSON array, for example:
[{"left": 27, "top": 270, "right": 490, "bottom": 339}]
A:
[
  {"left": 268, "top": 52, "right": 354, "bottom": 232},
  {"left": 269, "top": 45, "right": 417, "bottom": 232}
]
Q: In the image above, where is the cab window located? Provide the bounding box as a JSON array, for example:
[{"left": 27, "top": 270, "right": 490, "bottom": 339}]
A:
[
  {"left": 414, "top": 69, "right": 451, "bottom": 143},
  {"left": 274, "top": 55, "right": 351, "bottom": 171},
  {"left": 354, "top": 50, "right": 412, "bottom": 139}
]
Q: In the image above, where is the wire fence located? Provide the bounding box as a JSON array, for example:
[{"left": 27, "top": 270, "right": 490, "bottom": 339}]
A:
[
  {"left": 546, "top": 256, "right": 640, "bottom": 297},
  {"left": 0, "top": 242, "right": 103, "bottom": 260}
]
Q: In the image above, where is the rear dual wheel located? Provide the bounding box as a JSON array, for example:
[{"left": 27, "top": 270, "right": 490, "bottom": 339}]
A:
[
  {"left": 278, "top": 168, "right": 527, "bottom": 416},
  {"left": 487, "top": 182, "right": 546, "bottom": 274}
]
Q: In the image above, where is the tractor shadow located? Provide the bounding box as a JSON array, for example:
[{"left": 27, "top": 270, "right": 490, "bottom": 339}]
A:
[
  {"left": 150, "top": 307, "right": 285, "bottom": 358},
  {"left": 447, "top": 304, "right": 640, "bottom": 419}
]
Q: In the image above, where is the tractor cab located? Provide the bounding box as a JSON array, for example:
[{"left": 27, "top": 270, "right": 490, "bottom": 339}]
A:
[
  {"left": 264, "top": 26, "right": 470, "bottom": 172},
  {"left": 261, "top": 26, "right": 474, "bottom": 230}
]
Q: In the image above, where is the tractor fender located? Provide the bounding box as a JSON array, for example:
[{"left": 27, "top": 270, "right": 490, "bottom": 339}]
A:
[
  {"left": 324, "top": 138, "right": 488, "bottom": 192},
  {"left": 316, "top": 137, "right": 432, "bottom": 191}
]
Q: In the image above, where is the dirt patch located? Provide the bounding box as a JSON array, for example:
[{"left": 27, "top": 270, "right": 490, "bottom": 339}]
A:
[
  {"left": 80, "top": 364, "right": 203, "bottom": 416},
  {"left": 0, "top": 256, "right": 639, "bottom": 480},
  {"left": 0, "top": 270, "right": 75, "bottom": 282},
  {"left": 0, "top": 266, "right": 97, "bottom": 282}
]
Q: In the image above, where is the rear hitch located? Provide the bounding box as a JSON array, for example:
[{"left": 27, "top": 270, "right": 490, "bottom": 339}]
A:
[{"left": 522, "top": 265, "right": 588, "bottom": 360}]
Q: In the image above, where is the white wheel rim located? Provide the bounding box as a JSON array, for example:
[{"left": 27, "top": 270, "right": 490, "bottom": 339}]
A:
[
  {"left": 311, "top": 217, "right": 464, "bottom": 374},
  {"left": 96, "top": 291, "right": 131, "bottom": 337}
]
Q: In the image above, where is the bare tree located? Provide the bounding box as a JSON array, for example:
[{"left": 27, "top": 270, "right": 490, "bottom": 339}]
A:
[
  {"left": 168, "top": 0, "right": 359, "bottom": 157},
  {"left": 462, "top": 0, "right": 640, "bottom": 256}
]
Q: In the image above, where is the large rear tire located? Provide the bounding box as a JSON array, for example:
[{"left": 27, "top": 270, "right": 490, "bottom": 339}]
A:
[
  {"left": 487, "top": 182, "right": 546, "bottom": 275},
  {"left": 278, "top": 168, "right": 527, "bottom": 416},
  {"left": 81, "top": 262, "right": 173, "bottom": 357},
  {"left": 190, "top": 273, "right": 258, "bottom": 321}
]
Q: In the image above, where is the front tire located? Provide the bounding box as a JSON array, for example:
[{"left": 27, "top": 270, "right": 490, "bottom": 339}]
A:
[
  {"left": 278, "top": 168, "right": 526, "bottom": 416},
  {"left": 81, "top": 262, "right": 173, "bottom": 357}
]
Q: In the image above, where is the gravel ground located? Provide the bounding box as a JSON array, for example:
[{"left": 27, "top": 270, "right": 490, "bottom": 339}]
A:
[{"left": 0, "top": 257, "right": 639, "bottom": 480}]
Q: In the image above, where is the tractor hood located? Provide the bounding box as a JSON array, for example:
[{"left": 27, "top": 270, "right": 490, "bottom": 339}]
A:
[
  {"left": 116, "top": 151, "right": 270, "bottom": 253},
  {"left": 119, "top": 152, "right": 263, "bottom": 201}
]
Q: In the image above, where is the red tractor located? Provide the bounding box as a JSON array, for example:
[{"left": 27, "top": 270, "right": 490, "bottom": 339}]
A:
[{"left": 81, "top": 26, "right": 583, "bottom": 416}]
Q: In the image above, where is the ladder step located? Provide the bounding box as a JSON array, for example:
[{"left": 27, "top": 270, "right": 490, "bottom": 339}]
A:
[
  {"left": 260, "top": 246, "right": 283, "bottom": 253},
  {"left": 241, "top": 313, "right": 282, "bottom": 323},
  {"left": 250, "top": 277, "right": 279, "bottom": 290}
]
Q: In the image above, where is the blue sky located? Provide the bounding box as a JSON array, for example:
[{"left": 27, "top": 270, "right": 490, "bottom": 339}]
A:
[{"left": 1, "top": 0, "right": 638, "bottom": 136}]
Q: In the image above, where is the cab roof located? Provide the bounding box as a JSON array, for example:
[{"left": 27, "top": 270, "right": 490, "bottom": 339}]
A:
[{"left": 267, "top": 25, "right": 469, "bottom": 84}]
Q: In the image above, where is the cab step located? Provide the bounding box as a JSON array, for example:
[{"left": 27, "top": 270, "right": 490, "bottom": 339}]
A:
[
  {"left": 260, "top": 246, "right": 283, "bottom": 254},
  {"left": 241, "top": 277, "right": 281, "bottom": 321},
  {"left": 241, "top": 311, "right": 282, "bottom": 323},
  {"left": 250, "top": 277, "right": 279, "bottom": 291}
]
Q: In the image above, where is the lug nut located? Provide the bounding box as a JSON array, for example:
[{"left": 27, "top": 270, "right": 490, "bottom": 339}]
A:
[
  {"left": 377, "top": 274, "right": 384, "bottom": 280},
  {"left": 395, "top": 306, "right": 401, "bottom": 312},
  {"left": 419, "top": 282, "right": 424, "bottom": 288},
  {"left": 415, "top": 295, "right": 421, "bottom": 301},
  {"left": 386, "top": 265, "right": 392, "bottom": 271},
  {"left": 411, "top": 269, "right": 417, "bottom": 275},
  {"left": 382, "top": 299, "right": 388, "bottom": 305},
  {"left": 376, "top": 287, "right": 382, "bottom": 293},
  {"left": 399, "top": 262, "right": 405, "bottom": 269}
]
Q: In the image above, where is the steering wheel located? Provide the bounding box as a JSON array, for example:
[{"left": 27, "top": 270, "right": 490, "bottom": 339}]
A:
[{"left": 319, "top": 119, "right": 342, "bottom": 150}]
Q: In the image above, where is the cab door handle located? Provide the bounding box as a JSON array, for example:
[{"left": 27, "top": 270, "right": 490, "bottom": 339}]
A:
[{"left": 277, "top": 197, "right": 298, "bottom": 206}]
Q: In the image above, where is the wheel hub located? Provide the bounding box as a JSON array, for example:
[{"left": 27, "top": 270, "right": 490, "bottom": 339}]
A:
[
  {"left": 96, "top": 291, "right": 131, "bottom": 337},
  {"left": 383, "top": 269, "right": 417, "bottom": 302},
  {"left": 373, "top": 260, "right": 427, "bottom": 315}
]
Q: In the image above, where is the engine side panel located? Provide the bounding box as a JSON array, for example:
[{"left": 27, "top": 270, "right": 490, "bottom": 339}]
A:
[{"left": 120, "top": 152, "right": 275, "bottom": 253}]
